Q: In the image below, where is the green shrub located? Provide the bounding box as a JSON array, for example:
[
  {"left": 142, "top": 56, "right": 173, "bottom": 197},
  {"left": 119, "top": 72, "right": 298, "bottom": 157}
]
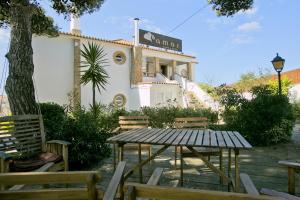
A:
[
  {"left": 140, "top": 106, "right": 218, "bottom": 128},
  {"left": 39, "top": 102, "right": 66, "bottom": 140},
  {"left": 63, "top": 107, "right": 111, "bottom": 168},
  {"left": 40, "top": 102, "right": 111, "bottom": 169},
  {"left": 220, "top": 85, "right": 295, "bottom": 146}
]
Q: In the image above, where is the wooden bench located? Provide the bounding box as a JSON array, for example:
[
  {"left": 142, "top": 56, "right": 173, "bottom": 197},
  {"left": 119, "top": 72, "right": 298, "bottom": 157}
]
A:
[
  {"left": 124, "top": 183, "right": 282, "bottom": 200},
  {"left": 0, "top": 115, "right": 70, "bottom": 190},
  {"left": 0, "top": 161, "right": 127, "bottom": 200},
  {"left": 240, "top": 173, "right": 299, "bottom": 200},
  {"left": 112, "top": 116, "right": 151, "bottom": 171},
  {"left": 174, "top": 117, "right": 222, "bottom": 183},
  {"left": 278, "top": 161, "right": 300, "bottom": 195}
]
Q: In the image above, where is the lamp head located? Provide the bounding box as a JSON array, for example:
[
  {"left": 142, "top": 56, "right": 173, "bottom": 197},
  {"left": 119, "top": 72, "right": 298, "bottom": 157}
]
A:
[{"left": 271, "top": 53, "right": 285, "bottom": 72}]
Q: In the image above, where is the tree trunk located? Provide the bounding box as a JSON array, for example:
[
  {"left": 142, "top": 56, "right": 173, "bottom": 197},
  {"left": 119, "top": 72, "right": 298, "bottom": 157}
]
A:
[
  {"left": 5, "top": 1, "right": 38, "bottom": 115},
  {"left": 92, "top": 82, "right": 96, "bottom": 108}
]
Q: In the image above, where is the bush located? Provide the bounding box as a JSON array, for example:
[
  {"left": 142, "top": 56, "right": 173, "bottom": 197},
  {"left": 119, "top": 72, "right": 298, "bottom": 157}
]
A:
[
  {"left": 40, "top": 102, "right": 111, "bottom": 169},
  {"left": 63, "top": 107, "right": 110, "bottom": 168},
  {"left": 220, "top": 85, "right": 295, "bottom": 146},
  {"left": 39, "top": 102, "right": 66, "bottom": 140},
  {"left": 140, "top": 106, "right": 218, "bottom": 128}
]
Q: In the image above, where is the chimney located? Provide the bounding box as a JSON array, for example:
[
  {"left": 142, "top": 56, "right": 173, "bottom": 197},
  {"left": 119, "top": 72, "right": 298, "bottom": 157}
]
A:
[
  {"left": 134, "top": 18, "right": 139, "bottom": 46},
  {"left": 70, "top": 14, "right": 81, "bottom": 35}
]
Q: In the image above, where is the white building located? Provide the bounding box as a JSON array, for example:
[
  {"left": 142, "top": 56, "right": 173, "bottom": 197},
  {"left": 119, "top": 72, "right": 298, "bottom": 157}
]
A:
[{"left": 32, "top": 17, "right": 216, "bottom": 110}]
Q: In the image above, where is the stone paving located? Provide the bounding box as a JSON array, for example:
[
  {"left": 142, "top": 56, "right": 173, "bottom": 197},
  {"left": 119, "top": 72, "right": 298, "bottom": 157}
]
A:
[{"left": 94, "top": 126, "right": 300, "bottom": 195}]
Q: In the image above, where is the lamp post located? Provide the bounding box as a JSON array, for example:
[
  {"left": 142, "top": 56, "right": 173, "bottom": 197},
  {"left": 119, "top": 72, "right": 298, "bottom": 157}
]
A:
[{"left": 271, "top": 53, "right": 285, "bottom": 95}]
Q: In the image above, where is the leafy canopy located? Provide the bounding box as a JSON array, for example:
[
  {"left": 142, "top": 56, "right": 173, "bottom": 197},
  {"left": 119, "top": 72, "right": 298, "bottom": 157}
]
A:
[
  {"left": 0, "top": 0, "right": 105, "bottom": 35},
  {"left": 208, "top": 0, "right": 254, "bottom": 16}
]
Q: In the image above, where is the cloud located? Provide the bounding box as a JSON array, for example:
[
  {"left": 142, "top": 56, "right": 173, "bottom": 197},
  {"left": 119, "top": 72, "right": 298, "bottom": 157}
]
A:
[
  {"left": 238, "top": 7, "right": 258, "bottom": 16},
  {"left": 204, "top": 18, "right": 232, "bottom": 30},
  {"left": 231, "top": 34, "right": 253, "bottom": 44},
  {"left": 237, "top": 21, "right": 261, "bottom": 32},
  {"left": 0, "top": 29, "right": 9, "bottom": 43}
]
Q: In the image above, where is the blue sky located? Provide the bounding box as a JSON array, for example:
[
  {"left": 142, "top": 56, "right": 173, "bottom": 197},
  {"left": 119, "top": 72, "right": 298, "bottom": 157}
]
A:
[{"left": 0, "top": 0, "right": 299, "bottom": 87}]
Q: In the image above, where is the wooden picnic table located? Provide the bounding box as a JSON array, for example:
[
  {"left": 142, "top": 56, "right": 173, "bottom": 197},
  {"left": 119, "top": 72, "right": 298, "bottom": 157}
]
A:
[{"left": 107, "top": 128, "right": 252, "bottom": 192}]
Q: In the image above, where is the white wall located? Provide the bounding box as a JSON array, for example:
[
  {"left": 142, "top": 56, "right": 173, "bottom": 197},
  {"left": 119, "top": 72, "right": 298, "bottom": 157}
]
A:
[
  {"left": 80, "top": 39, "right": 132, "bottom": 110},
  {"left": 33, "top": 35, "right": 74, "bottom": 106}
]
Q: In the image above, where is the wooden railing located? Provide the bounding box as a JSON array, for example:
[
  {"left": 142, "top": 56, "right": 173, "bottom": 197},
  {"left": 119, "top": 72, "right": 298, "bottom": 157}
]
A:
[
  {"left": 124, "top": 183, "right": 282, "bottom": 200},
  {"left": 0, "top": 171, "right": 103, "bottom": 200}
]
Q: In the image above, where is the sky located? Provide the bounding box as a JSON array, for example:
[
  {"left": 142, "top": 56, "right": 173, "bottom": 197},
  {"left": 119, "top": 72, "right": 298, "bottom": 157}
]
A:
[{"left": 0, "top": 0, "right": 300, "bottom": 87}]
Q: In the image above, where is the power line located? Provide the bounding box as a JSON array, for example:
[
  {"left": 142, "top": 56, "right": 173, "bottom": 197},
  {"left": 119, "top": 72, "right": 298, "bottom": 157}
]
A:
[{"left": 168, "top": 4, "right": 208, "bottom": 34}]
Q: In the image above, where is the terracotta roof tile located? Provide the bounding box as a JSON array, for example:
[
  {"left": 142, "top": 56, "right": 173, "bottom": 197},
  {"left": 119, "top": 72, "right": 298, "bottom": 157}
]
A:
[{"left": 59, "top": 32, "right": 196, "bottom": 59}]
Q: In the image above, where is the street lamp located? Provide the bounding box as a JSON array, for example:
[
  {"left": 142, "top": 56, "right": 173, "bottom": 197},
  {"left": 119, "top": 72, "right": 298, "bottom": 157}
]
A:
[{"left": 271, "top": 53, "right": 285, "bottom": 95}]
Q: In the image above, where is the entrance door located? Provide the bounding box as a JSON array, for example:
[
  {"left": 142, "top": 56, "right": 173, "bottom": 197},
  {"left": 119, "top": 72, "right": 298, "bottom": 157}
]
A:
[{"left": 160, "top": 65, "right": 168, "bottom": 77}]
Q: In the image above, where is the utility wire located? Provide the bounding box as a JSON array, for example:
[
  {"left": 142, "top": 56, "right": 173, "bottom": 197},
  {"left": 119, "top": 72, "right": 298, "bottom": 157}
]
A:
[{"left": 168, "top": 4, "right": 208, "bottom": 34}]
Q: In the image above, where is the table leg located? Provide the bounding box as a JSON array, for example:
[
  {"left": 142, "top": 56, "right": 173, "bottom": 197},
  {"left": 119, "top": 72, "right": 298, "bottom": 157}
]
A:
[
  {"left": 174, "top": 146, "right": 177, "bottom": 170},
  {"left": 117, "top": 143, "right": 124, "bottom": 200},
  {"left": 219, "top": 149, "right": 224, "bottom": 184},
  {"left": 119, "top": 143, "right": 124, "bottom": 161},
  {"left": 124, "top": 145, "right": 170, "bottom": 180},
  {"left": 180, "top": 146, "right": 183, "bottom": 186},
  {"left": 288, "top": 167, "right": 295, "bottom": 195},
  {"left": 228, "top": 149, "right": 232, "bottom": 192},
  {"left": 234, "top": 149, "right": 239, "bottom": 192},
  {"left": 138, "top": 144, "right": 143, "bottom": 183},
  {"left": 113, "top": 144, "right": 116, "bottom": 171}
]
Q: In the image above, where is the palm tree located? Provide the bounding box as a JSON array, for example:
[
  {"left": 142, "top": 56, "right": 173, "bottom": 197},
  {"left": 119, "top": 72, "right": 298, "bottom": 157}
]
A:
[{"left": 80, "top": 42, "right": 109, "bottom": 109}]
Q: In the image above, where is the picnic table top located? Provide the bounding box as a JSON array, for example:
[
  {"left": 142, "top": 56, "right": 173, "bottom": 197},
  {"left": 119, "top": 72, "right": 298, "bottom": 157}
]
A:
[{"left": 107, "top": 128, "right": 252, "bottom": 149}]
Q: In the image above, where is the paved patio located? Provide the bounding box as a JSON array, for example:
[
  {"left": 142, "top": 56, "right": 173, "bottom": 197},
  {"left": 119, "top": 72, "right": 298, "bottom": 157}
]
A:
[{"left": 94, "top": 126, "right": 300, "bottom": 195}]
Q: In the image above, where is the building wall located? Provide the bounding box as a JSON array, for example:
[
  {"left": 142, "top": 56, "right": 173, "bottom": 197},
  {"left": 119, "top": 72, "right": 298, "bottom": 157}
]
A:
[
  {"left": 80, "top": 39, "right": 132, "bottom": 110},
  {"left": 32, "top": 34, "right": 195, "bottom": 110},
  {"left": 32, "top": 35, "right": 74, "bottom": 106}
]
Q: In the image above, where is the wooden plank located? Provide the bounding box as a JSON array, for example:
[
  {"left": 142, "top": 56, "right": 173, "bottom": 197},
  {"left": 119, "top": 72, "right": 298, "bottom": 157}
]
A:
[
  {"left": 147, "top": 168, "right": 163, "bottom": 185},
  {"left": 187, "top": 130, "right": 198, "bottom": 146},
  {"left": 156, "top": 129, "right": 178, "bottom": 145},
  {"left": 132, "top": 129, "right": 160, "bottom": 143},
  {"left": 120, "top": 125, "right": 148, "bottom": 129},
  {"left": 216, "top": 131, "right": 226, "bottom": 148},
  {"left": 9, "top": 162, "right": 56, "bottom": 191},
  {"left": 123, "top": 129, "right": 154, "bottom": 143},
  {"left": 240, "top": 173, "right": 259, "bottom": 196},
  {"left": 124, "top": 183, "right": 281, "bottom": 200},
  {"left": 278, "top": 161, "right": 300, "bottom": 169},
  {"left": 202, "top": 130, "right": 210, "bottom": 146},
  {"left": 171, "top": 129, "right": 188, "bottom": 145},
  {"left": 210, "top": 131, "right": 218, "bottom": 147},
  {"left": 222, "top": 131, "right": 234, "bottom": 148},
  {"left": 0, "top": 188, "right": 104, "bottom": 200},
  {"left": 164, "top": 129, "right": 183, "bottom": 145},
  {"left": 136, "top": 129, "right": 162, "bottom": 143},
  {"left": 175, "top": 117, "right": 208, "bottom": 121},
  {"left": 260, "top": 188, "right": 300, "bottom": 200},
  {"left": 233, "top": 131, "right": 252, "bottom": 148},
  {"left": 103, "top": 161, "right": 126, "bottom": 200},
  {"left": 143, "top": 129, "right": 167, "bottom": 143},
  {"left": 119, "top": 116, "right": 148, "bottom": 120},
  {"left": 0, "top": 115, "right": 40, "bottom": 122},
  {"left": 0, "top": 171, "right": 101, "bottom": 185},
  {"left": 179, "top": 129, "right": 193, "bottom": 145},
  {"left": 195, "top": 130, "right": 204, "bottom": 146},
  {"left": 118, "top": 128, "right": 149, "bottom": 141},
  {"left": 119, "top": 121, "right": 149, "bottom": 125},
  {"left": 108, "top": 128, "right": 145, "bottom": 142},
  {"left": 227, "top": 131, "right": 243, "bottom": 148},
  {"left": 151, "top": 129, "right": 174, "bottom": 144}
]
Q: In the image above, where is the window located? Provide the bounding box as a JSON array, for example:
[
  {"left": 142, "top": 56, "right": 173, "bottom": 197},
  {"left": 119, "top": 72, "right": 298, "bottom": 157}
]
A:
[
  {"left": 113, "top": 94, "right": 126, "bottom": 107},
  {"left": 113, "top": 51, "right": 126, "bottom": 65}
]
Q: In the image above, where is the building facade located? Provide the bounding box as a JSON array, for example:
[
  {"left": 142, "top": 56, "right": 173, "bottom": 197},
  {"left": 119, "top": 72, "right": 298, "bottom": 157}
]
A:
[{"left": 32, "top": 18, "right": 206, "bottom": 110}]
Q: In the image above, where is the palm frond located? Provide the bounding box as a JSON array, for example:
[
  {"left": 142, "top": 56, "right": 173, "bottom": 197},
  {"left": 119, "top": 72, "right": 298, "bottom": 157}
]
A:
[{"left": 80, "top": 42, "right": 109, "bottom": 93}]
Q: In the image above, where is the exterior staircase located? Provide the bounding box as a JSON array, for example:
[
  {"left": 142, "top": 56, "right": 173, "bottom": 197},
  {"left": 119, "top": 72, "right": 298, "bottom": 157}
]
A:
[
  {"left": 185, "top": 82, "right": 219, "bottom": 111},
  {"left": 185, "top": 91, "right": 205, "bottom": 109}
]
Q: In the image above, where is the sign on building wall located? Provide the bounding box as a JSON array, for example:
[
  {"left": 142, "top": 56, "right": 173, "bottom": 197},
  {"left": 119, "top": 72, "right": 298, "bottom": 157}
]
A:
[{"left": 139, "top": 29, "right": 182, "bottom": 52}]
